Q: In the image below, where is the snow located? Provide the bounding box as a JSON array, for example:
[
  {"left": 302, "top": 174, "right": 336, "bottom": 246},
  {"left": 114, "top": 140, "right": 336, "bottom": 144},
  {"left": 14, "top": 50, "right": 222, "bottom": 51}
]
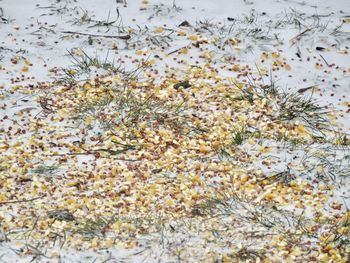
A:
[{"left": 0, "top": 0, "right": 349, "bottom": 262}]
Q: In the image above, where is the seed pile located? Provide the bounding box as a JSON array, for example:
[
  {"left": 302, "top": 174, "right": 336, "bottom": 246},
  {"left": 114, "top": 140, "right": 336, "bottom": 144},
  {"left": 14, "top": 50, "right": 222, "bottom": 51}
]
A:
[{"left": 0, "top": 0, "right": 350, "bottom": 262}]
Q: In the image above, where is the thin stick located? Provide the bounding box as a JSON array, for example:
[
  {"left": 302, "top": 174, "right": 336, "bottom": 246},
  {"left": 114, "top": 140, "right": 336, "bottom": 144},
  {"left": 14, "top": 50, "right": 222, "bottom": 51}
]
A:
[
  {"left": 0, "top": 195, "right": 43, "bottom": 205},
  {"left": 290, "top": 28, "right": 311, "bottom": 44},
  {"left": 61, "top": 31, "right": 130, "bottom": 40},
  {"left": 167, "top": 46, "right": 187, "bottom": 55},
  {"left": 319, "top": 54, "right": 330, "bottom": 67},
  {"left": 45, "top": 152, "right": 140, "bottom": 161}
]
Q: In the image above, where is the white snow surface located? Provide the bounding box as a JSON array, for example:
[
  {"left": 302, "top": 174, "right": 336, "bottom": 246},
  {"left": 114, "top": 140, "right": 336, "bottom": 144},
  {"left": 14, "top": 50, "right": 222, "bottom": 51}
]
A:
[{"left": 0, "top": 0, "right": 349, "bottom": 262}]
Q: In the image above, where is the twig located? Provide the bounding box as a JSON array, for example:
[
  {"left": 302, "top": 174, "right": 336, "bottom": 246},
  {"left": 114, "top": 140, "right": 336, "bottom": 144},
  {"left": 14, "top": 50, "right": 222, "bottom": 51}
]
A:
[
  {"left": 319, "top": 54, "right": 330, "bottom": 67},
  {"left": 167, "top": 46, "right": 187, "bottom": 55},
  {"left": 45, "top": 152, "right": 140, "bottom": 161},
  {"left": 0, "top": 195, "right": 43, "bottom": 205},
  {"left": 297, "top": 86, "right": 315, "bottom": 93},
  {"left": 289, "top": 28, "right": 311, "bottom": 44},
  {"left": 61, "top": 31, "right": 130, "bottom": 40}
]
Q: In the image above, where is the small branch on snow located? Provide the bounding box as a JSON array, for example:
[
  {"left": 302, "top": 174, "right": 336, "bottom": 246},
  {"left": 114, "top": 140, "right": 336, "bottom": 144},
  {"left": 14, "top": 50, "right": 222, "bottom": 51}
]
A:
[
  {"left": 0, "top": 196, "right": 44, "bottom": 205},
  {"left": 319, "top": 54, "right": 330, "bottom": 67},
  {"left": 290, "top": 28, "right": 311, "bottom": 45},
  {"left": 167, "top": 46, "right": 188, "bottom": 55},
  {"left": 61, "top": 31, "right": 131, "bottom": 40}
]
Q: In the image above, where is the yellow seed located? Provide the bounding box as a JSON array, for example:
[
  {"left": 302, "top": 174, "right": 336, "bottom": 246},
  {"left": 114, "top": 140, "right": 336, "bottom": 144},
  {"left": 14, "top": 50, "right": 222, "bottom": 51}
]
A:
[
  {"left": 85, "top": 116, "right": 92, "bottom": 126},
  {"left": 154, "top": 27, "right": 164, "bottom": 33},
  {"left": 164, "top": 197, "right": 174, "bottom": 207},
  {"left": 188, "top": 35, "right": 198, "bottom": 41},
  {"left": 21, "top": 66, "right": 29, "bottom": 72},
  {"left": 199, "top": 145, "right": 210, "bottom": 154},
  {"left": 111, "top": 166, "right": 119, "bottom": 176}
]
